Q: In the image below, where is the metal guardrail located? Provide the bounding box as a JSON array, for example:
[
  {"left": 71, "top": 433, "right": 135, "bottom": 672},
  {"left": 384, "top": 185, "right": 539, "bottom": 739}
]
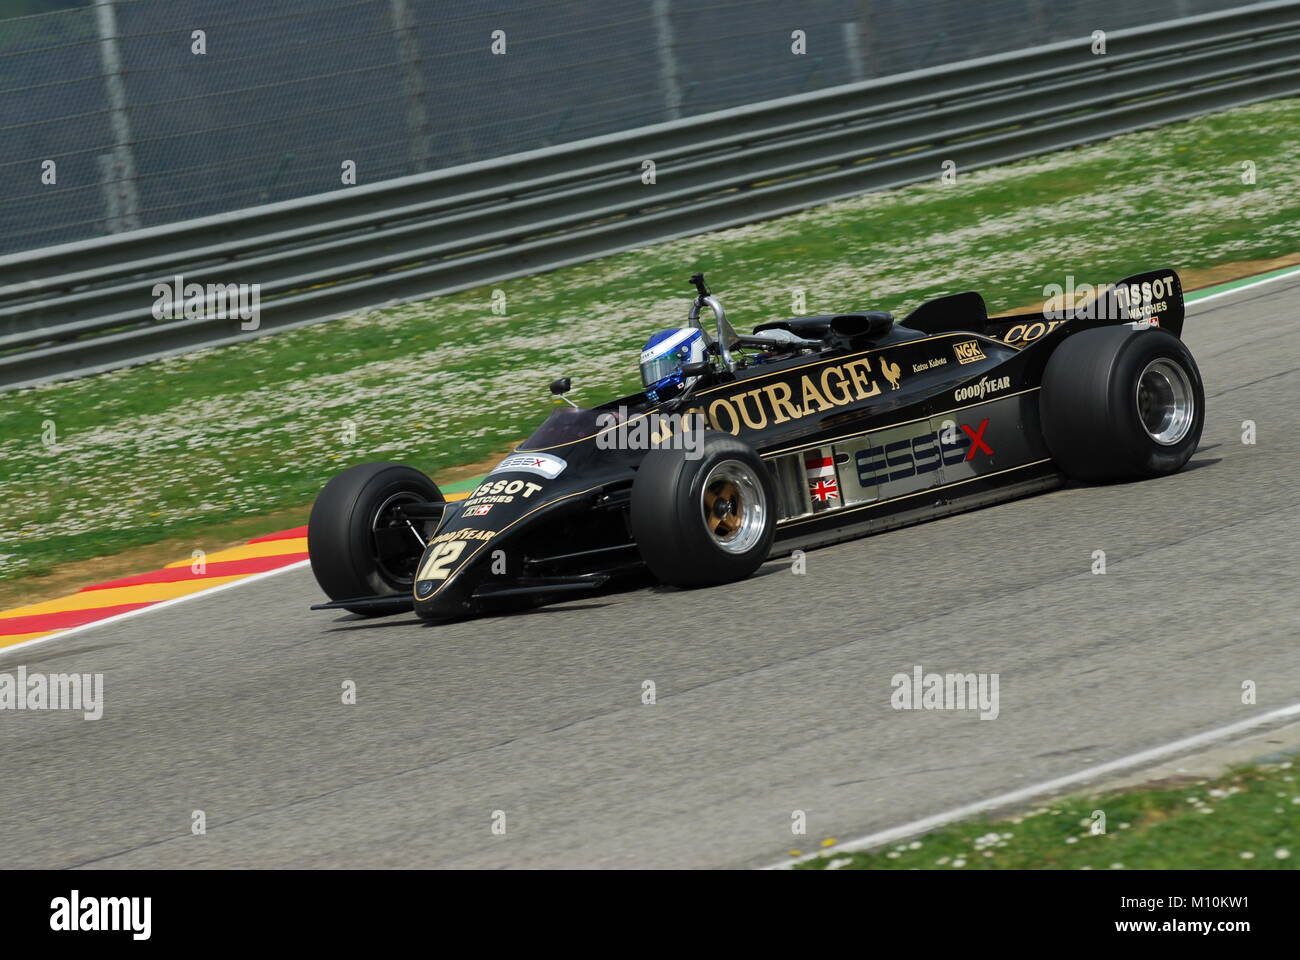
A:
[{"left": 3, "top": 0, "right": 1299, "bottom": 390}]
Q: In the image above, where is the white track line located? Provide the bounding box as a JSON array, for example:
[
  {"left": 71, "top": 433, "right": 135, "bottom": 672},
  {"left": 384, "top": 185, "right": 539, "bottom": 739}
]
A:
[
  {"left": 0, "top": 560, "right": 311, "bottom": 659},
  {"left": 766, "top": 701, "right": 1300, "bottom": 869},
  {"left": 1186, "top": 263, "right": 1300, "bottom": 307}
]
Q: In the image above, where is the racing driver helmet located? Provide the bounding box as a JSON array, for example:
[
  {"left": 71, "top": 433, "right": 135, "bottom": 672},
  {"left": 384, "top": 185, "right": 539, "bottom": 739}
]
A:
[{"left": 640, "top": 327, "right": 706, "bottom": 402}]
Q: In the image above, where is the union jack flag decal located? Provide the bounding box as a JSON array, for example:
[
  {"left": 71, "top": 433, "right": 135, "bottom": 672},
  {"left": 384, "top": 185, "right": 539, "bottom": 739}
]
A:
[
  {"left": 804, "top": 451, "right": 839, "bottom": 509},
  {"left": 809, "top": 477, "right": 839, "bottom": 502}
]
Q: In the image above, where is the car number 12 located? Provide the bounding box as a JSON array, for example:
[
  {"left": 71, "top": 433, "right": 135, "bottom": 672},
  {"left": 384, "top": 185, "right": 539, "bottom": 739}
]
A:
[{"left": 418, "top": 541, "right": 466, "bottom": 580}]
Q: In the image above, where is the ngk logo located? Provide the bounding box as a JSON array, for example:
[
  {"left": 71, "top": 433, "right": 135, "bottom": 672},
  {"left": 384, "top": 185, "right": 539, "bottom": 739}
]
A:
[{"left": 953, "top": 340, "right": 987, "bottom": 364}]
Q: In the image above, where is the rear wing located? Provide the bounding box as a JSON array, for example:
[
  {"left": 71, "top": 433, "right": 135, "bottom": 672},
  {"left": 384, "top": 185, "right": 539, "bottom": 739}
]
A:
[{"left": 984, "top": 268, "right": 1185, "bottom": 347}]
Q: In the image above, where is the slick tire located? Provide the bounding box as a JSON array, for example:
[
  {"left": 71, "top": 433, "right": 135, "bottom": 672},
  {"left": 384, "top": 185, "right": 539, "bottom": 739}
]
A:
[
  {"left": 1040, "top": 326, "right": 1204, "bottom": 483},
  {"left": 308, "top": 462, "right": 442, "bottom": 615},
  {"left": 631, "top": 433, "right": 776, "bottom": 588}
]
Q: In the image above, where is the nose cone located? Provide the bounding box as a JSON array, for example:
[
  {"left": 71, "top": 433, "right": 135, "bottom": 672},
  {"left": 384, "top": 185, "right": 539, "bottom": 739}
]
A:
[
  {"left": 411, "top": 423, "right": 640, "bottom": 620},
  {"left": 410, "top": 471, "right": 557, "bottom": 617}
]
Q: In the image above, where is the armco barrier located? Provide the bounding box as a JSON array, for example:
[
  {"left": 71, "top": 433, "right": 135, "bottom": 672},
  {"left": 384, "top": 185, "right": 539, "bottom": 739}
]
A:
[{"left": 2, "top": 1, "right": 1298, "bottom": 390}]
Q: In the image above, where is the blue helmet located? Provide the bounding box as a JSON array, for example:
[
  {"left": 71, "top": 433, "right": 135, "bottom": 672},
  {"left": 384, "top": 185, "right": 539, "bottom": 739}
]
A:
[{"left": 640, "top": 327, "right": 706, "bottom": 401}]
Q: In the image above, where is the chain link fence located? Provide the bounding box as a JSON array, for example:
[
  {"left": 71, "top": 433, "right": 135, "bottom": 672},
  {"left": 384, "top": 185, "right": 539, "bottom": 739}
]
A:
[{"left": 0, "top": 0, "right": 1243, "bottom": 255}]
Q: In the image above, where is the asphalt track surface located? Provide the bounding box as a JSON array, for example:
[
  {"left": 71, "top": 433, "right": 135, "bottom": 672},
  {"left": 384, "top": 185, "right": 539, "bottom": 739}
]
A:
[{"left": 3, "top": 277, "right": 1298, "bottom": 869}]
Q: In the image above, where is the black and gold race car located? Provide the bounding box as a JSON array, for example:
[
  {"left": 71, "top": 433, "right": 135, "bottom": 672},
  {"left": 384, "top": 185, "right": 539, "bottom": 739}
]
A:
[{"left": 308, "top": 269, "right": 1203, "bottom": 622}]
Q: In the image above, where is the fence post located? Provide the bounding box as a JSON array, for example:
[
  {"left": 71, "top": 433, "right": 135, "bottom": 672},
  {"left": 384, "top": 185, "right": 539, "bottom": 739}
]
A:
[
  {"left": 93, "top": 0, "right": 141, "bottom": 232},
  {"left": 843, "top": 22, "right": 865, "bottom": 82},
  {"left": 390, "top": 0, "right": 433, "bottom": 174},
  {"left": 653, "top": 0, "right": 683, "bottom": 120}
]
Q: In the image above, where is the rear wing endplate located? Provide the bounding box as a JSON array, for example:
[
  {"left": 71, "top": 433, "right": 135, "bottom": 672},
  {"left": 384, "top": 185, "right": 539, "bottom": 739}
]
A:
[{"left": 984, "top": 268, "right": 1185, "bottom": 347}]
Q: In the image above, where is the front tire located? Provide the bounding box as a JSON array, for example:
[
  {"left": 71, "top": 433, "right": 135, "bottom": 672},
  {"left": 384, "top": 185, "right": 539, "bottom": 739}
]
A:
[
  {"left": 631, "top": 433, "right": 776, "bottom": 588},
  {"left": 1040, "top": 326, "right": 1204, "bottom": 482},
  {"left": 308, "top": 462, "right": 442, "bottom": 615}
]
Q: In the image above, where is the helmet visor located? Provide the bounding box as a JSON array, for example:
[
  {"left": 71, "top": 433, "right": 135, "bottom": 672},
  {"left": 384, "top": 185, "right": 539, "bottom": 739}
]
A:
[{"left": 641, "top": 352, "right": 683, "bottom": 388}]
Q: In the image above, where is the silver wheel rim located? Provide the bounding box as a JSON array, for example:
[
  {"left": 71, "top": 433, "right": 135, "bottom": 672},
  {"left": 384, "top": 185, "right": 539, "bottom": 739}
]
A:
[
  {"left": 1136, "top": 358, "right": 1195, "bottom": 445},
  {"left": 700, "top": 459, "right": 766, "bottom": 554}
]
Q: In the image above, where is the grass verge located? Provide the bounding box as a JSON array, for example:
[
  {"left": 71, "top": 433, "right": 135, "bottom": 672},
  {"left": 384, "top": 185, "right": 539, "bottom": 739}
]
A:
[
  {"left": 794, "top": 761, "right": 1300, "bottom": 870},
  {"left": 6, "top": 96, "right": 1300, "bottom": 584}
]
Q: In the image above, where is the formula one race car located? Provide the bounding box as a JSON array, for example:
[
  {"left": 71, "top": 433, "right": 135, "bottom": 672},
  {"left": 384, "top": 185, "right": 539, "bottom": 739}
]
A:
[{"left": 308, "top": 268, "right": 1203, "bottom": 622}]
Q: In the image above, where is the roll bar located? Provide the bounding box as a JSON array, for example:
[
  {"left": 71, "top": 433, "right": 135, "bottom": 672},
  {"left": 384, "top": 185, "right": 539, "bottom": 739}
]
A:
[{"left": 687, "top": 273, "right": 737, "bottom": 372}]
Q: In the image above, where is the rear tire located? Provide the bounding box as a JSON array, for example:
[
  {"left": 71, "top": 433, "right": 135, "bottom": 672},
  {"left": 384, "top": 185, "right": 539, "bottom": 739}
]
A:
[
  {"left": 631, "top": 433, "right": 775, "bottom": 588},
  {"left": 308, "top": 462, "right": 442, "bottom": 615},
  {"left": 1040, "top": 327, "right": 1204, "bottom": 482}
]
